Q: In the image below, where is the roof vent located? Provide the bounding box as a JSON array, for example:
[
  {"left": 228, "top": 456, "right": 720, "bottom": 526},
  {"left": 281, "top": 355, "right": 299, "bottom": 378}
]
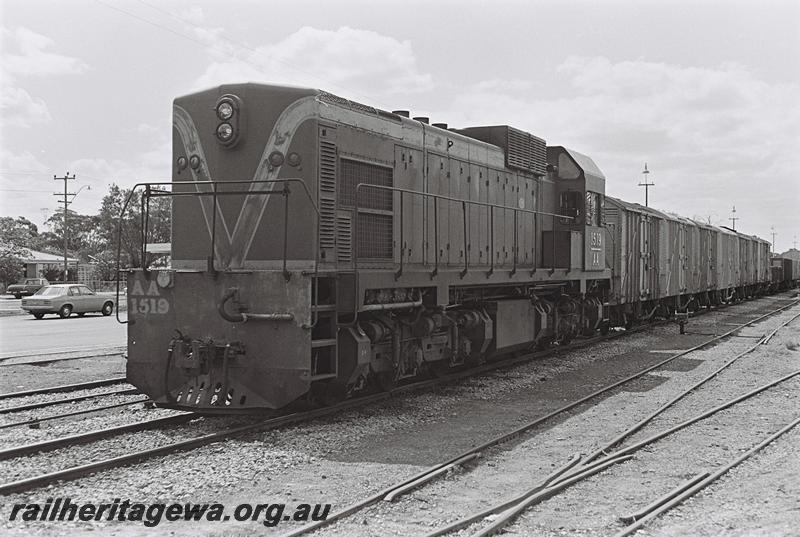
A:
[
  {"left": 392, "top": 110, "right": 410, "bottom": 118},
  {"left": 432, "top": 122, "right": 448, "bottom": 129},
  {"left": 413, "top": 117, "right": 430, "bottom": 124}
]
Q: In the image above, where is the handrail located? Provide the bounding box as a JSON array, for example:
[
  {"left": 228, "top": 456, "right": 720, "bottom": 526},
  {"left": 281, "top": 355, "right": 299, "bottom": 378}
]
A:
[
  {"left": 351, "top": 183, "right": 576, "bottom": 319},
  {"left": 115, "top": 178, "right": 321, "bottom": 326}
]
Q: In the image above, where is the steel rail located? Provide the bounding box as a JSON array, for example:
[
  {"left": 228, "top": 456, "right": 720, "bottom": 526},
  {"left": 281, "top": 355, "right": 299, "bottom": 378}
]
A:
[
  {"left": 0, "top": 351, "right": 124, "bottom": 368},
  {"left": 617, "top": 472, "right": 709, "bottom": 524},
  {"left": 573, "top": 367, "right": 800, "bottom": 473},
  {"left": 0, "top": 305, "right": 710, "bottom": 498},
  {"left": 0, "top": 388, "right": 137, "bottom": 414},
  {"left": 279, "top": 297, "right": 798, "bottom": 537},
  {"left": 0, "top": 413, "right": 195, "bottom": 461},
  {"left": 613, "top": 415, "right": 800, "bottom": 537},
  {"left": 470, "top": 456, "right": 635, "bottom": 537},
  {"left": 0, "top": 345, "right": 125, "bottom": 362},
  {"left": 0, "top": 295, "right": 791, "bottom": 503},
  {"left": 581, "top": 307, "right": 800, "bottom": 465},
  {"left": 421, "top": 454, "right": 583, "bottom": 537},
  {"left": 0, "top": 377, "right": 128, "bottom": 401},
  {"left": 762, "top": 310, "right": 800, "bottom": 344},
  {"left": 458, "top": 369, "right": 800, "bottom": 537},
  {"left": 0, "top": 397, "right": 149, "bottom": 430}
]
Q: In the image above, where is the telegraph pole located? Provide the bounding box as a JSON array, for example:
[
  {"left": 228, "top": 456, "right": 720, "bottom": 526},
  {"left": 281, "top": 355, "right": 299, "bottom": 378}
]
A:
[
  {"left": 770, "top": 226, "right": 777, "bottom": 254},
  {"left": 53, "top": 173, "right": 76, "bottom": 282},
  {"left": 638, "top": 163, "right": 654, "bottom": 207},
  {"left": 729, "top": 206, "right": 738, "bottom": 231}
]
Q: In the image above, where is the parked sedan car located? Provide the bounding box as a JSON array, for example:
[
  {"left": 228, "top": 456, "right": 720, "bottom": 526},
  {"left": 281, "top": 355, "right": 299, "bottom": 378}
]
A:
[
  {"left": 7, "top": 278, "right": 49, "bottom": 299},
  {"left": 21, "top": 284, "right": 114, "bottom": 319}
]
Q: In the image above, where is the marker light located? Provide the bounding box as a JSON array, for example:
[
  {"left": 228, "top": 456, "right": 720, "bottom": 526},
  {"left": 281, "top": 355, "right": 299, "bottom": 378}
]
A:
[
  {"left": 189, "top": 155, "right": 201, "bottom": 169},
  {"left": 268, "top": 151, "right": 285, "bottom": 167},
  {"left": 176, "top": 156, "right": 188, "bottom": 171},
  {"left": 217, "top": 123, "right": 234, "bottom": 142},
  {"left": 287, "top": 152, "right": 301, "bottom": 167}
]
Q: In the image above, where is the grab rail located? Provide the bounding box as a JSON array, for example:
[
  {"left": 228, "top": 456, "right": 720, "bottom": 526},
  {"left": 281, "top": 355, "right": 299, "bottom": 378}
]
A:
[{"left": 114, "top": 178, "right": 321, "bottom": 326}]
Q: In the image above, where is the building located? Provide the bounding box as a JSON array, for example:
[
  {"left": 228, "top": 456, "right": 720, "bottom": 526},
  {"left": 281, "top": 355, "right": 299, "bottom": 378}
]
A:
[{"left": 21, "top": 248, "right": 78, "bottom": 278}]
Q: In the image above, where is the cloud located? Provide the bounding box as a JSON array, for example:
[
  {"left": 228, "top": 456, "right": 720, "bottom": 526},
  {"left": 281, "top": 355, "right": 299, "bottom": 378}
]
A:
[
  {"left": 444, "top": 57, "right": 799, "bottom": 244},
  {"left": 1, "top": 27, "right": 90, "bottom": 129},
  {"left": 2, "top": 27, "right": 90, "bottom": 78},
  {"left": 191, "top": 26, "right": 434, "bottom": 103},
  {"left": 178, "top": 6, "right": 205, "bottom": 25},
  {"left": 1, "top": 85, "right": 52, "bottom": 127}
]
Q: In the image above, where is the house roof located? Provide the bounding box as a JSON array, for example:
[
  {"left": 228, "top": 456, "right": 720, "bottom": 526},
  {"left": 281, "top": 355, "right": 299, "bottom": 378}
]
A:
[{"left": 20, "top": 248, "right": 78, "bottom": 263}]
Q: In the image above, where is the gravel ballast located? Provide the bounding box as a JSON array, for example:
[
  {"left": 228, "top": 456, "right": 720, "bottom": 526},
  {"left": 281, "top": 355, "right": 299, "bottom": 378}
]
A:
[{"left": 0, "top": 295, "right": 797, "bottom": 536}]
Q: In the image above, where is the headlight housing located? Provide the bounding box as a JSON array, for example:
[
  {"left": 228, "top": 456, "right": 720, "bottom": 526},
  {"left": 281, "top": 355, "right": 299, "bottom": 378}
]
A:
[{"left": 214, "top": 94, "right": 242, "bottom": 148}]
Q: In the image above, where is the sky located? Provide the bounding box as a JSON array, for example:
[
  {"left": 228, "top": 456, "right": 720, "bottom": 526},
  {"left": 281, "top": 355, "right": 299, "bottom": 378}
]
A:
[{"left": 1, "top": 0, "right": 798, "bottom": 252}]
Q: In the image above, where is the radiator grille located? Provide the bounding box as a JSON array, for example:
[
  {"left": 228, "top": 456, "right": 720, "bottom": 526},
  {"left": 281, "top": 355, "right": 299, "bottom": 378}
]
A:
[
  {"left": 340, "top": 159, "right": 393, "bottom": 211},
  {"left": 318, "top": 140, "right": 337, "bottom": 253},
  {"left": 506, "top": 127, "right": 547, "bottom": 175},
  {"left": 336, "top": 211, "right": 352, "bottom": 264},
  {"left": 357, "top": 213, "right": 393, "bottom": 259}
]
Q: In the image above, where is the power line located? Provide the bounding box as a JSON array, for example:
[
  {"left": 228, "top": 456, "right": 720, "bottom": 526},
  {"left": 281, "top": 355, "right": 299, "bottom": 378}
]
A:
[
  {"left": 97, "top": 0, "right": 392, "bottom": 109},
  {"left": 0, "top": 189, "right": 54, "bottom": 193}
]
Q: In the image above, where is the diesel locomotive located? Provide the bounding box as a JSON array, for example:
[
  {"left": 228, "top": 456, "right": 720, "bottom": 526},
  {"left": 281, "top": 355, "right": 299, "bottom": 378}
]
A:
[{"left": 122, "top": 83, "right": 778, "bottom": 413}]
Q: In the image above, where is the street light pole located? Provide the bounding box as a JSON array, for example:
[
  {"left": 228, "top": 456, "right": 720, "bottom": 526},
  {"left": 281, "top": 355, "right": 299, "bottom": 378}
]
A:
[
  {"left": 53, "top": 175, "right": 91, "bottom": 283},
  {"left": 54, "top": 173, "right": 75, "bottom": 282},
  {"left": 729, "top": 206, "right": 738, "bottom": 231},
  {"left": 638, "top": 163, "right": 654, "bottom": 207}
]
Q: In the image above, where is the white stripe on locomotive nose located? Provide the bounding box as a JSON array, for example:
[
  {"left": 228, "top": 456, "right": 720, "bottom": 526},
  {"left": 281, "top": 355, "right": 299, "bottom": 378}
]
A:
[
  {"left": 173, "top": 95, "right": 318, "bottom": 268},
  {"left": 173, "top": 105, "right": 235, "bottom": 263},
  {"left": 229, "top": 96, "right": 318, "bottom": 267}
]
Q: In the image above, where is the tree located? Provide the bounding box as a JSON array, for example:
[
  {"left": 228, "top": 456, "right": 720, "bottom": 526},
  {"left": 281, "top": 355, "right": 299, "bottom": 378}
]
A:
[
  {"left": 39, "top": 210, "right": 99, "bottom": 258},
  {"left": 96, "top": 184, "right": 171, "bottom": 270},
  {"left": 0, "top": 217, "right": 36, "bottom": 288}
]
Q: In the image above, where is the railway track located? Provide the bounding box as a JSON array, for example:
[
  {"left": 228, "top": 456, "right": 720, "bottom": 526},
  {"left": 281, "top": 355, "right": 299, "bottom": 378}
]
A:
[
  {"left": 0, "top": 377, "right": 127, "bottom": 401},
  {"left": 0, "top": 346, "right": 125, "bottom": 367},
  {"left": 0, "top": 294, "right": 795, "bottom": 506},
  {"left": 274, "top": 297, "right": 800, "bottom": 537},
  {"left": 429, "top": 320, "right": 800, "bottom": 537}
]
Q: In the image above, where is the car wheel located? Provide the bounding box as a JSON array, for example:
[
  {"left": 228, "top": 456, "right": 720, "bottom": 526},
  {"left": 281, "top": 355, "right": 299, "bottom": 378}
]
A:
[
  {"left": 59, "top": 304, "right": 72, "bottom": 318},
  {"left": 14, "top": 293, "right": 21, "bottom": 299},
  {"left": 102, "top": 302, "right": 114, "bottom": 316},
  {"left": 33, "top": 313, "right": 45, "bottom": 320}
]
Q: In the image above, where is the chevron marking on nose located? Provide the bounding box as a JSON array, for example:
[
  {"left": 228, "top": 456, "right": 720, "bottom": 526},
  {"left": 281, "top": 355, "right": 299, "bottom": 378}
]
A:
[
  {"left": 173, "top": 104, "right": 234, "bottom": 263},
  {"left": 173, "top": 96, "right": 318, "bottom": 268}
]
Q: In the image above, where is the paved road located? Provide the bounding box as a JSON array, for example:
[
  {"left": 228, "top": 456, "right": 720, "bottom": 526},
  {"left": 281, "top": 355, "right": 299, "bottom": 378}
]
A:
[{"left": 0, "top": 310, "right": 127, "bottom": 358}]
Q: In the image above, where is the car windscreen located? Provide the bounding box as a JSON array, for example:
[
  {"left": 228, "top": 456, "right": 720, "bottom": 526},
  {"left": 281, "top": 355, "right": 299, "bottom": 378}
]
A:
[{"left": 35, "top": 287, "right": 66, "bottom": 296}]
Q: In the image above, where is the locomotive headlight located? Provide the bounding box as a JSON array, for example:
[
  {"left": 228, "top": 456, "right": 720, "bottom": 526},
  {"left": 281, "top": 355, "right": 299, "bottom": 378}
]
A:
[
  {"left": 216, "top": 101, "right": 234, "bottom": 121},
  {"left": 216, "top": 122, "right": 234, "bottom": 142}
]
